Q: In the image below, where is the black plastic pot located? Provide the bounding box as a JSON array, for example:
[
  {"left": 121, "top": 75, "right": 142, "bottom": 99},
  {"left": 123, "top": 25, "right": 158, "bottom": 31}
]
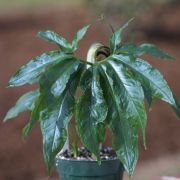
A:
[{"left": 56, "top": 158, "right": 124, "bottom": 180}]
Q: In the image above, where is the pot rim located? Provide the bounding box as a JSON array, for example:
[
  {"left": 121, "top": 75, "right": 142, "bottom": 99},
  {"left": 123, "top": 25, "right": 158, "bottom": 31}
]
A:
[{"left": 56, "top": 156, "right": 118, "bottom": 163}]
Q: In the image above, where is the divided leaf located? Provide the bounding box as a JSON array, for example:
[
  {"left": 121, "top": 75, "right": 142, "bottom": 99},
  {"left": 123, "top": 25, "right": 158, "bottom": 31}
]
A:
[
  {"left": 8, "top": 51, "right": 72, "bottom": 87},
  {"left": 23, "top": 58, "right": 81, "bottom": 137},
  {"left": 37, "top": 31, "right": 72, "bottom": 51},
  {"left": 109, "top": 18, "right": 134, "bottom": 53},
  {"left": 112, "top": 54, "right": 176, "bottom": 107},
  {"left": 76, "top": 66, "right": 108, "bottom": 159},
  {"left": 40, "top": 66, "right": 83, "bottom": 174},
  {"left": 104, "top": 59, "right": 147, "bottom": 147},
  {"left": 117, "top": 43, "right": 175, "bottom": 60},
  {"left": 4, "top": 89, "right": 40, "bottom": 122},
  {"left": 72, "top": 25, "right": 90, "bottom": 51},
  {"left": 135, "top": 43, "right": 175, "bottom": 60},
  {"left": 5, "top": 21, "right": 180, "bottom": 178},
  {"left": 99, "top": 64, "right": 139, "bottom": 176}
]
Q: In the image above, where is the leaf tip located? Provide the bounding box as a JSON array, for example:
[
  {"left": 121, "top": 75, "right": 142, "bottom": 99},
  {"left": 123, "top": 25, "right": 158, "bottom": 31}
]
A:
[
  {"left": 129, "top": 17, "right": 135, "bottom": 23},
  {"left": 169, "top": 56, "right": 176, "bottom": 61},
  {"left": 83, "top": 24, "right": 90, "bottom": 29},
  {"left": 37, "top": 31, "right": 47, "bottom": 39},
  {"left": 7, "top": 80, "right": 15, "bottom": 88},
  {"left": 36, "top": 31, "right": 42, "bottom": 38},
  {"left": 3, "top": 113, "right": 12, "bottom": 122},
  {"left": 3, "top": 117, "right": 8, "bottom": 123},
  {"left": 22, "top": 123, "right": 31, "bottom": 138}
]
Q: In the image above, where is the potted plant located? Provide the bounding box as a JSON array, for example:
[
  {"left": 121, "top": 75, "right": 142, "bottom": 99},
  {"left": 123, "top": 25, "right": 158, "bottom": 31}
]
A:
[{"left": 4, "top": 19, "right": 180, "bottom": 180}]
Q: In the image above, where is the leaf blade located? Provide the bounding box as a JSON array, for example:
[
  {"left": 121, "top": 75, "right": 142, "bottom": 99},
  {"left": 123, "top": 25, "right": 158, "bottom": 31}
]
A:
[
  {"left": 37, "top": 31, "right": 72, "bottom": 51},
  {"left": 112, "top": 54, "right": 176, "bottom": 106},
  {"left": 4, "top": 89, "right": 40, "bottom": 122},
  {"left": 8, "top": 51, "right": 72, "bottom": 87},
  {"left": 76, "top": 66, "right": 108, "bottom": 159},
  {"left": 116, "top": 43, "right": 175, "bottom": 60},
  {"left": 105, "top": 59, "right": 147, "bottom": 148},
  {"left": 22, "top": 93, "right": 47, "bottom": 138},
  {"left": 72, "top": 25, "right": 90, "bottom": 51},
  {"left": 23, "top": 58, "right": 81, "bottom": 138},
  {"left": 99, "top": 64, "right": 139, "bottom": 176},
  {"left": 51, "top": 60, "right": 80, "bottom": 97},
  {"left": 109, "top": 18, "right": 134, "bottom": 53},
  {"left": 136, "top": 43, "right": 175, "bottom": 60},
  {"left": 40, "top": 66, "right": 83, "bottom": 174}
]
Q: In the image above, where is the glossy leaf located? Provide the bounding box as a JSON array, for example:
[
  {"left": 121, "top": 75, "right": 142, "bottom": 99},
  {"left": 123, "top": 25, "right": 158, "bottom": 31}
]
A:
[
  {"left": 116, "top": 43, "right": 137, "bottom": 55},
  {"left": 99, "top": 64, "right": 139, "bottom": 176},
  {"left": 40, "top": 67, "right": 83, "bottom": 174},
  {"left": 104, "top": 59, "right": 147, "bottom": 147},
  {"left": 4, "top": 89, "right": 40, "bottom": 122},
  {"left": 8, "top": 51, "right": 72, "bottom": 87},
  {"left": 76, "top": 66, "right": 108, "bottom": 159},
  {"left": 51, "top": 61, "right": 80, "bottom": 97},
  {"left": 136, "top": 43, "right": 175, "bottom": 60},
  {"left": 37, "top": 31, "right": 72, "bottom": 51},
  {"left": 22, "top": 94, "right": 47, "bottom": 137},
  {"left": 23, "top": 59, "right": 81, "bottom": 137},
  {"left": 109, "top": 18, "right": 134, "bottom": 53},
  {"left": 72, "top": 25, "right": 90, "bottom": 51},
  {"left": 39, "top": 58, "right": 80, "bottom": 93},
  {"left": 117, "top": 43, "right": 175, "bottom": 60},
  {"left": 112, "top": 54, "right": 176, "bottom": 107},
  {"left": 5, "top": 21, "right": 180, "bottom": 178}
]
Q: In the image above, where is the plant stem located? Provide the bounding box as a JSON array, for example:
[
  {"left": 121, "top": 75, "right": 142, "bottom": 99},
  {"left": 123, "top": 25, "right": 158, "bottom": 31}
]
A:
[
  {"left": 61, "top": 127, "right": 70, "bottom": 152},
  {"left": 69, "top": 121, "right": 78, "bottom": 157}
]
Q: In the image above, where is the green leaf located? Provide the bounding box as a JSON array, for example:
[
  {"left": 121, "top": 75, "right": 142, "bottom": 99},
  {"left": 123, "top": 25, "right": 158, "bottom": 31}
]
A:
[
  {"left": 116, "top": 43, "right": 137, "bottom": 55},
  {"left": 99, "top": 64, "right": 138, "bottom": 176},
  {"left": 8, "top": 51, "right": 72, "bottom": 87},
  {"left": 112, "top": 54, "right": 176, "bottom": 107},
  {"left": 109, "top": 18, "right": 134, "bottom": 53},
  {"left": 136, "top": 43, "right": 175, "bottom": 60},
  {"left": 104, "top": 59, "right": 147, "bottom": 148},
  {"left": 37, "top": 31, "right": 72, "bottom": 51},
  {"left": 22, "top": 94, "right": 47, "bottom": 138},
  {"left": 172, "top": 96, "right": 180, "bottom": 118},
  {"left": 117, "top": 43, "right": 175, "bottom": 60},
  {"left": 51, "top": 60, "right": 80, "bottom": 97},
  {"left": 40, "top": 67, "right": 83, "bottom": 175},
  {"left": 4, "top": 89, "right": 40, "bottom": 122},
  {"left": 76, "top": 66, "right": 108, "bottom": 159},
  {"left": 39, "top": 58, "right": 80, "bottom": 93},
  {"left": 72, "top": 25, "right": 90, "bottom": 51},
  {"left": 23, "top": 58, "right": 81, "bottom": 138},
  {"left": 112, "top": 119, "right": 138, "bottom": 177}
]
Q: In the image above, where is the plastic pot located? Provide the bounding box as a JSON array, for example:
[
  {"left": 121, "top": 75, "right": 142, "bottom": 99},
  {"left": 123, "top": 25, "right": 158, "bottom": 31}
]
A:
[{"left": 56, "top": 158, "right": 124, "bottom": 180}]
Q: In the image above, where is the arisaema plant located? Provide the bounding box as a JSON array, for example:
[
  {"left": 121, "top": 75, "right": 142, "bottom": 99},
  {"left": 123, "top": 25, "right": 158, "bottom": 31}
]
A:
[{"left": 4, "top": 19, "right": 180, "bottom": 177}]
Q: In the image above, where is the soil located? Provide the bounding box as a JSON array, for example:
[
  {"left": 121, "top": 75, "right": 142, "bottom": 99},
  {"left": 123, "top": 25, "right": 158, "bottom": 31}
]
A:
[
  {"left": 58, "top": 147, "right": 116, "bottom": 161},
  {"left": 0, "top": 5, "right": 180, "bottom": 180}
]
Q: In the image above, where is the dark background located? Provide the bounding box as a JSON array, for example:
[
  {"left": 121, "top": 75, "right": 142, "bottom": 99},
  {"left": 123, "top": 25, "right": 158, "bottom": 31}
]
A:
[{"left": 0, "top": 1, "right": 180, "bottom": 179}]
